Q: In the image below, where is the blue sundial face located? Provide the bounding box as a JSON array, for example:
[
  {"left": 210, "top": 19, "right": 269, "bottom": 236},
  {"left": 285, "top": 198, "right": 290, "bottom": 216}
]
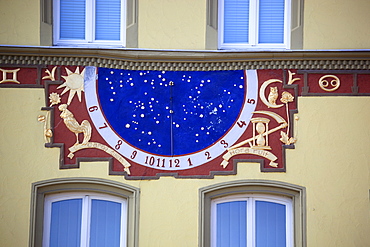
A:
[
  {"left": 85, "top": 67, "right": 258, "bottom": 170},
  {"left": 97, "top": 68, "right": 245, "bottom": 156}
]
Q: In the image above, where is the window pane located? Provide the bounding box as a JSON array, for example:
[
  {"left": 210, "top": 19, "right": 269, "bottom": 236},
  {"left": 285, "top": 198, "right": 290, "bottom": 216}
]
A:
[
  {"left": 50, "top": 199, "right": 82, "bottom": 247},
  {"left": 59, "top": 0, "right": 86, "bottom": 39},
  {"left": 223, "top": 0, "right": 249, "bottom": 43},
  {"left": 258, "top": 0, "right": 285, "bottom": 43},
  {"left": 95, "top": 0, "right": 121, "bottom": 41},
  {"left": 255, "top": 201, "right": 286, "bottom": 247},
  {"left": 216, "top": 201, "right": 247, "bottom": 247},
  {"left": 90, "top": 199, "right": 122, "bottom": 247}
]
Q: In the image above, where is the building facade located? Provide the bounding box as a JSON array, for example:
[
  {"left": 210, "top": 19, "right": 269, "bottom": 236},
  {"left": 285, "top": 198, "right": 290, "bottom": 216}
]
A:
[{"left": 0, "top": 0, "right": 370, "bottom": 246}]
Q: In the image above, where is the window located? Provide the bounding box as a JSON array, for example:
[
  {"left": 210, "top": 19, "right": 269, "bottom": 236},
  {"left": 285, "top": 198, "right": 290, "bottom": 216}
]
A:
[
  {"left": 206, "top": 0, "right": 303, "bottom": 50},
  {"left": 43, "top": 192, "right": 127, "bottom": 247},
  {"left": 211, "top": 194, "right": 293, "bottom": 247},
  {"left": 29, "top": 178, "right": 139, "bottom": 247},
  {"left": 219, "top": 0, "right": 290, "bottom": 49},
  {"left": 200, "top": 180, "right": 306, "bottom": 247},
  {"left": 50, "top": 0, "right": 138, "bottom": 47},
  {"left": 54, "top": 0, "right": 124, "bottom": 46}
]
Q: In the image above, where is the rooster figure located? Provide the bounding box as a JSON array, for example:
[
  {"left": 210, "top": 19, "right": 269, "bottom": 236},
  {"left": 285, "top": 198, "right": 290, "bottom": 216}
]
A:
[{"left": 58, "top": 104, "right": 92, "bottom": 146}]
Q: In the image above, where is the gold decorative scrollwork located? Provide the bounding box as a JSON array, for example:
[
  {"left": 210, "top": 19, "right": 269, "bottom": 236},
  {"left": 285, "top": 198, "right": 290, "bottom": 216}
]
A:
[
  {"left": 221, "top": 147, "right": 278, "bottom": 168},
  {"left": 319, "top": 75, "right": 340, "bottom": 92},
  {"left": 0, "top": 68, "right": 20, "bottom": 84},
  {"left": 49, "top": 92, "right": 61, "bottom": 106},
  {"left": 220, "top": 71, "right": 300, "bottom": 169},
  {"left": 287, "top": 70, "right": 300, "bottom": 85},
  {"left": 41, "top": 88, "right": 131, "bottom": 174},
  {"left": 221, "top": 111, "right": 288, "bottom": 168},
  {"left": 229, "top": 111, "right": 288, "bottom": 150},
  {"left": 260, "top": 79, "right": 284, "bottom": 108},
  {"left": 42, "top": 66, "right": 57, "bottom": 81},
  {"left": 57, "top": 104, "right": 131, "bottom": 174},
  {"left": 38, "top": 113, "right": 53, "bottom": 143},
  {"left": 59, "top": 104, "right": 92, "bottom": 146},
  {"left": 68, "top": 142, "right": 131, "bottom": 175}
]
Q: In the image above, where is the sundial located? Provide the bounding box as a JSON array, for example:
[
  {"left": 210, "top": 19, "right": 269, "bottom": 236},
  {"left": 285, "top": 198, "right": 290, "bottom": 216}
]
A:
[
  {"left": 35, "top": 65, "right": 304, "bottom": 178},
  {"left": 2, "top": 59, "right": 367, "bottom": 179},
  {"left": 85, "top": 67, "right": 258, "bottom": 170}
]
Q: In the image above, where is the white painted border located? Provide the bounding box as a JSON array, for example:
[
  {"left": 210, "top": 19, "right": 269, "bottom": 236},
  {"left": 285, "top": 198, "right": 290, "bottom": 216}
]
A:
[{"left": 85, "top": 67, "right": 258, "bottom": 170}]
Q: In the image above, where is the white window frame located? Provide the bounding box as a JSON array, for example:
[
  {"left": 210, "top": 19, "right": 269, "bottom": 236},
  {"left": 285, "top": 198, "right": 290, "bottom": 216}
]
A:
[
  {"left": 53, "top": 0, "right": 126, "bottom": 47},
  {"left": 211, "top": 194, "right": 293, "bottom": 247},
  {"left": 43, "top": 192, "right": 128, "bottom": 247},
  {"left": 218, "top": 0, "right": 291, "bottom": 50}
]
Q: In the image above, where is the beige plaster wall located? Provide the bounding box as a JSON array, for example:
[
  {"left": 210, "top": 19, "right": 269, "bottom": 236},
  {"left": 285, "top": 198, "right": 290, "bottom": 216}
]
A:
[
  {"left": 139, "top": 0, "right": 370, "bottom": 50},
  {"left": 0, "top": 0, "right": 40, "bottom": 46},
  {"left": 137, "top": 0, "right": 206, "bottom": 50},
  {"left": 304, "top": 0, "right": 370, "bottom": 49},
  {"left": 0, "top": 88, "right": 370, "bottom": 246},
  {"left": 1, "top": 0, "right": 370, "bottom": 49}
]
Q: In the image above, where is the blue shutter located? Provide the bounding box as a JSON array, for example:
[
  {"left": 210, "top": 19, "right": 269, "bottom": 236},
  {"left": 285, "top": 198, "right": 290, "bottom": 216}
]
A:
[
  {"left": 216, "top": 201, "right": 247, "bottom": 247},
  {"left": 95, "top": 0, "right": 121, "bottom": 41},
  {"left": 89, "top": 199, "right": 122, "bottom": 247},
  {"left": 223, "top": 0, "right": 250, "bottom": 43},
  {"left": 255, "top": 201, "right": 286, "bottom": 247},
  {"left": 59, "top": 0, "right": 86, "bottom": 39},
  {"left": 258, "top": 0, "right": 285, "bottom": 44},
  {"left": 49, "top": 199, "right": 82, "bottom": 247}
]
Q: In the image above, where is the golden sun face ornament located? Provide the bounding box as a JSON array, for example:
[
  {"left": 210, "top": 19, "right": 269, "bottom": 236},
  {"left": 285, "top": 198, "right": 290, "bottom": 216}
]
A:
[{"left": 57, "top": 67, "right": 85, "bottom": 105}]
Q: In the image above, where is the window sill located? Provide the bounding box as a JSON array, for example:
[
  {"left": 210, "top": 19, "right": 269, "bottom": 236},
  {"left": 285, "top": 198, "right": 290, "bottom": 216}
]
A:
[{"left": 53, "top": 44, "right": 126, "bottom": 49}]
